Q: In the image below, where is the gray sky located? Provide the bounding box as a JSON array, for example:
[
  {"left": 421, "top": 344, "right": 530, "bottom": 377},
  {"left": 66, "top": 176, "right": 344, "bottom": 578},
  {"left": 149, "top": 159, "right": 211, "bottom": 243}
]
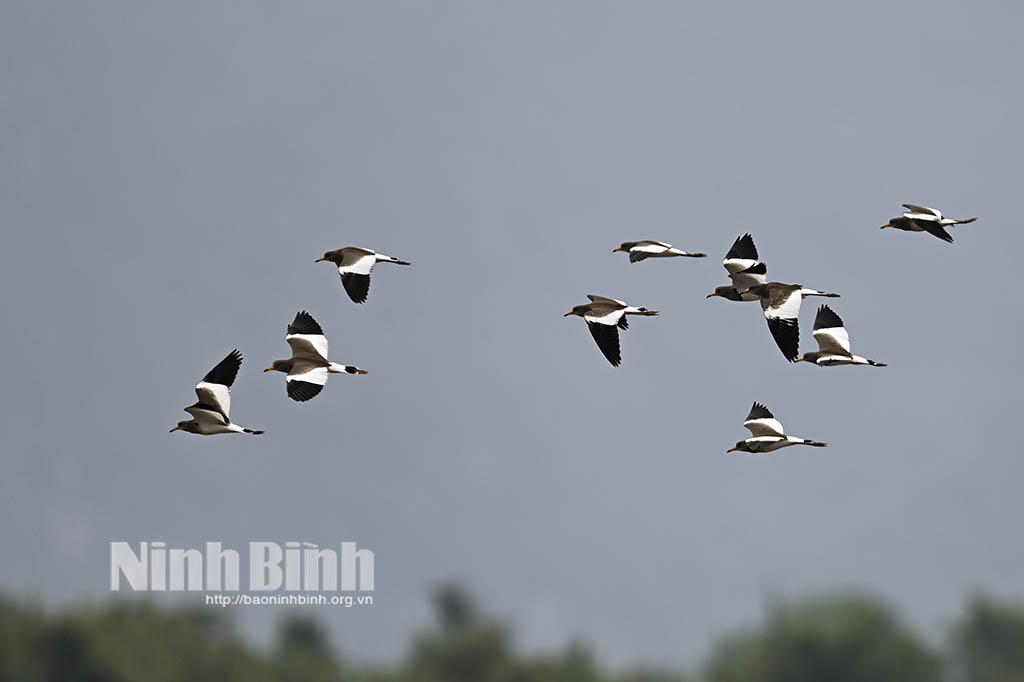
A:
[{"left": 2, "top": 0, "right": 1023, "bottom": 668}]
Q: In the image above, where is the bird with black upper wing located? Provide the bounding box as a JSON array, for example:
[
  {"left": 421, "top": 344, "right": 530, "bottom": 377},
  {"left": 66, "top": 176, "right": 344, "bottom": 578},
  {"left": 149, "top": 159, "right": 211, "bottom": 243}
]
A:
[
  {"left": 741, "top": 283, "right": 840, "bottom": 362},
  {"left": 707, "top": 233, "right": 768, "bottom": 302},
  {"left": 265, "top": 311, "right": 367, "bottom": 402},
  {"left": 881, "top": 204, "right": 977, "bottom": 244},
  {"left": 727, "top": 402, "right": 827, "bottom": 453},
  {"left": 316, "top": 246, "right": 410, "bottom": 303},
  {"left": 797, "top": 305, "right": 886, "bottom": 367},
  {"left": 563, "top": 295, "right": 659, "bottom": 367},
  {"left": 612, "top": 240, "right": 706, "bottom": 263},
  {"left": 170, "top": 350, "right": 264, "bottom": 435}
]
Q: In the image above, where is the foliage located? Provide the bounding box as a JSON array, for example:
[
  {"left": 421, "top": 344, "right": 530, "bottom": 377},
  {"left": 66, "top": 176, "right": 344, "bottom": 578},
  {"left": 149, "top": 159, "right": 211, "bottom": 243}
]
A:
[
  {"left": 947, "top": 595, "right": 1024, "bottom": 682},
  {"left": 0, "top": 586, "right": 1022, "bottom": 682},
  {"left": 702, "top": 592, "right": 940, "bottom": 682}
]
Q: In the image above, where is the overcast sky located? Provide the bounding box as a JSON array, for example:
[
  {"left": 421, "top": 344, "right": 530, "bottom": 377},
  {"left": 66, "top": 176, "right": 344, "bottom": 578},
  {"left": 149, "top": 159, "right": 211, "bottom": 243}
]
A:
[{"left": 2, "top": 0, "right": 1023, "bottom": 669}]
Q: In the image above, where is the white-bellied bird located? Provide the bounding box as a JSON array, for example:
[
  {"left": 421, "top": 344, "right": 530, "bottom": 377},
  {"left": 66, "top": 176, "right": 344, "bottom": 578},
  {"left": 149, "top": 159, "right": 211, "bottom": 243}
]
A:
[
  {"left": 316, "top": 246, "right": 410, "bottom": 303},
  {"left": 265, "top": 311, "right": 367, "bottom": 402},
  {"left": 742, "top": 282, "right": 840, "bottom": 362},
  {"left": 881, "top": 204, "right": 977, "bottom": 244},
  {"left": 798, "top": 305, "right": 886, "bottom": 367},
  {"left": 170, "top": 350, "right": 264, "bottom": 435},
  {"left": 727, "top": 402, "right": 827, "bottom": 453},
  {"left": 613, "top": 240, "right": 706, "bottom": 263},
  {"left": 563, "top": 295, "right": 659, "bottom": 367},
  {"left": 707, "top": 233, "right": 767, "bottom": 301}
]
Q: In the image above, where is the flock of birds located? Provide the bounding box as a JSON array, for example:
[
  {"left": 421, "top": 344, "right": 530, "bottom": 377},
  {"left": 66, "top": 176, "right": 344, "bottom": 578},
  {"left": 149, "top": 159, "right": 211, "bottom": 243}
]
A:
[
  {"left": 169, "top": 247, "right": 408, "bottom": 435},
  {"left": 171, "top": 203, "right": 977, "bottom": 453}
]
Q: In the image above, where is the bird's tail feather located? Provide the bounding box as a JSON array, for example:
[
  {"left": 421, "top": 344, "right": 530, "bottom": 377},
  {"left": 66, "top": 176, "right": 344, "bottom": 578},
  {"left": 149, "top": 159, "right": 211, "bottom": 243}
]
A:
[{"left": 329, "top": 363, "right": 368, "bottom": 374}]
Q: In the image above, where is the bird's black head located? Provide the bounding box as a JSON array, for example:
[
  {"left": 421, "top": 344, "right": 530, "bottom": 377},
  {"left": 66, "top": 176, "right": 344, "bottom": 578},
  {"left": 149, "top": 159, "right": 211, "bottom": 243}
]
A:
[
  {"left": 315, "top": 249, "right": 343, "bottom": 264},
  {"left": 170, "top": 420, "right": 198, "bottom": 433},
  {"left": 264, "top": 359, "right": 292, "bottom": 373},
  {"left": 727, "top": 441, "right": 750, "bottom": 453},
  {"left": 707, "top": 286, "right": 742, "bottom": 301},
  {"left": 563, "top": 305, "right": 587, "bottom": 317}
]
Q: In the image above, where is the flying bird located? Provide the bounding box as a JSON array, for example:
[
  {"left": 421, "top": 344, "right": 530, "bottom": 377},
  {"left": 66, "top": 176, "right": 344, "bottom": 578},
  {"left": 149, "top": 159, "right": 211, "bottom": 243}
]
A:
[
  {"left": 742, "top": 283, "right": 840, "bottom": 362},
  {"left": 316, "top": 246, "right": 410, "bottom": 303},
  {"left": 707, "top": 234, "right": 767, "bottom": 301},
  {"left": 613, "top": 240, "right": 706, "bottom": 263},
  {"left": 881, "top": 204, "right": 977, "bottom": 244},
  {"left": 727, "top": 402, "right": 827, "bottom": 453},
  {"left": 563, "top": 295, "right": 659, "bottom": 367},
  {"left": 797, "top": 305, "right": 886, "bottom": 367},
  {"left": 170, "top": 350, "right": 264, "bottom": 435},
  {"left": 265, "top": 311, "right": 367, "bottom": 402}
]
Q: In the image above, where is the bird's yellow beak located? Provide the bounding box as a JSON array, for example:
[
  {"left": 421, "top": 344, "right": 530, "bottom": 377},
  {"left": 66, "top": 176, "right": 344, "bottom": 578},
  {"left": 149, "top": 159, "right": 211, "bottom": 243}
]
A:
[
  {"left": 706, "top": 291, "right": 718, "bottom": 298},
  {"left": 264, "top": 364, "right": 274, "bottom": 372},
  {"left": 169, "top": 425, "right": 181, "bottom": 433},
  {"left": 356, "top": 369, "right": 368, "bottom": 375},
  {"left": 726, "top": 446, "right": 738, "bottom": 452},
  {"left": 315, "top": 256, "right": 326, "bottom": 262},
  {"left": 612, "top": 246, "right": 622, "bottom": 252},
  {"left": 880, "top": 223, "right": 890, "bottom": 229},
  {"left": 563, "top": 311, "right": 573, "bottom": 317}
]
